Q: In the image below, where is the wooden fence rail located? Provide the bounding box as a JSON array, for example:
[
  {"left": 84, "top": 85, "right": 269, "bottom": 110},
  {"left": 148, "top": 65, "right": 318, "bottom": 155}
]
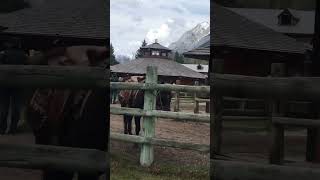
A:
[
  {"left": 0, "top": 143, "right": 108, "bottom": 174},
  {"left": 110, "top": 107, "right": 210, "bottom": 123},
  {"left": 111, "top": 82, "right": 210, "bottom": 94},
  {"left": 211, "top": 73, "right": 320, "bottom": 101},
  {"left": 0, "top": 65, "right": 108, "bottom": 88},
  {"left": 211, "top": 160, "right": 320, "bottom": 180},
  {"left": 111, "top": 133, "right": 209, "bottom": 153}
]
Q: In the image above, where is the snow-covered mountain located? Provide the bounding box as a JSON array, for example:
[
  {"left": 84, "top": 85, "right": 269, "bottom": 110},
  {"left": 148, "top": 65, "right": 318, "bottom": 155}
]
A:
[{"left": 169, "top": 22, "right": 210, "bottom": 53}]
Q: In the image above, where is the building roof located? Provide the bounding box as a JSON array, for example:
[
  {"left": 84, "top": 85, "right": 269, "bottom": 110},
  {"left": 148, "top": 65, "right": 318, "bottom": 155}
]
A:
[
  {"left": 228, "top": 8, "right": 314, "bottom": 35},
  {"left": 212, "top": 4, "right": 308, "bottom": 54},
  {"left": 0, "top": 0, "right": 108, "bottom": 40},
  {"left": 185, "top": 4, "right": 309, "bottom": 60},
  {"left": 141, "top": 42, "right": 171, "bottom": 51},
  {"left": 183, "top": 47, "right": 210, "bottom": 60},
  {"left": 183, "top": 34, "right": 210, "bottom": 60},
  {"left": 111, "top": 58, "right": 206, "bottom": 79},
  {"left": 195, "top": 34, "right": 210, "bottom": 48},
  {"left": 182, "top": 64, "right": 208, "bottom": 73}
]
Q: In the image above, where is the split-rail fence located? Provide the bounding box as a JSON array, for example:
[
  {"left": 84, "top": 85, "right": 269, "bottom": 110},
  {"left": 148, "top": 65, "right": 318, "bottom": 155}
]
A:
[
  {"left": 211, "top": 61, "right": 320, "bottom": 180},
  {"left": 110, "top": 66, "right": 210, "bottom": 167}
]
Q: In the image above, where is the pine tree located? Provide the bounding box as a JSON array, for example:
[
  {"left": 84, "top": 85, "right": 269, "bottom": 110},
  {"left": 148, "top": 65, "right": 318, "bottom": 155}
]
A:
[
  {"left": 135, "top": 39, "right": 147, "bottom": 59},
  {"left": 110, "top": 43, "right": 119, "bottom": 66},
  {"left": 174, "top": 51, "right": 184, "bottom": 64}
]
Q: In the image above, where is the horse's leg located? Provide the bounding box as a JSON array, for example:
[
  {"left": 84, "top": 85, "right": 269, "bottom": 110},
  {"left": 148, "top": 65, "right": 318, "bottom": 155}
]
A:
[
  {"left": 127, "top": 115, "right": 133, "bottom": 135},
  {"left": 42, "top": 171, "right": 74, "bottom": 180},
  {"left": 8, "top": 89, "right": 20, "bottom": 134},
  {"left": 32, "top": 129, "right": 74, "bottom": 180},
  {"left": 135, "top": 116, "right": 141, "bottom": 136},
  {"left": 0, "top": 89, "right": 10, "bottom": 134},
  {"left": 123, "top": 114, "right": 128, "bottom": 134},
  {"left": 78, "top": 173, "right": 100, "bottom": 180}
]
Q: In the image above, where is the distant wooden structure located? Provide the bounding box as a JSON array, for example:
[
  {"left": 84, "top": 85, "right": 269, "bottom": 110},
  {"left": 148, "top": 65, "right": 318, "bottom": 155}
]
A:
[
  {"left": 111, "top": 40, "right": 206, "bottom": 84},
  {"left": 140, "top": 39, "right": 172, "bottom": 59},
  {"left": 112, "top": 41, "right": 207, "bottom": 112},
  {"left": 183, "top": 34, "right": 210, "bottom": 113}
]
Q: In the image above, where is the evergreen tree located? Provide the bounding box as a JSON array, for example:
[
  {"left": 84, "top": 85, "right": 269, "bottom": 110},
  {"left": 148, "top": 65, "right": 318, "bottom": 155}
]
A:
[
  {"left": 135, "top": 39, "right": 147, "bottom": 59},
  {"left": 110, "top": 43, "right": 119, "bottom": 66},
  {"left": 174, "top": 51, "right": 184, "bottom": 64}
]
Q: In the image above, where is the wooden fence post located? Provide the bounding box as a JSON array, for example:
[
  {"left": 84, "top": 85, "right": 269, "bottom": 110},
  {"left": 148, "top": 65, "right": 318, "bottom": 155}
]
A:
[
  {"left": 205, "top": 101, "right": 210, "bottom": 113},
  {"left": 269, "top": 63, "right": 286, "bottom": 164},
  {"left": 304, "top": 59, "right": 320, "bottom": 163},
  {"left": 140, "top": 66, "right": 158, "bottom": 167},
  {"left": 211, "top": 59, "right": 224, "bottom": 155},
  {"left": 194, "top": 81, "right": 200, "bottom": 114},
  {"left": 174, "top": 80, "right": 181, "bottom": 112}
]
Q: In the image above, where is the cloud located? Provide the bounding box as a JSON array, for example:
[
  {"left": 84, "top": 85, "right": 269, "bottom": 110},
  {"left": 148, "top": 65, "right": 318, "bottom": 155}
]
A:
[
  {"left": 111, "top": 0, "right": 209, "bottom": 57},
  {"left": 146, "top": 23, "right": 170, "bottom": 43}
]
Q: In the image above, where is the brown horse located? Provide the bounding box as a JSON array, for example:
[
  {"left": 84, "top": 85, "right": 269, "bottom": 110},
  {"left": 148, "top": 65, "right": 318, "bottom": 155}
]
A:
[
  {"left": 25, "top": 45, "right": 108, "bottom": 180},
  {"left": 118, "top": 77, "right": 172, "bottom": 135}
]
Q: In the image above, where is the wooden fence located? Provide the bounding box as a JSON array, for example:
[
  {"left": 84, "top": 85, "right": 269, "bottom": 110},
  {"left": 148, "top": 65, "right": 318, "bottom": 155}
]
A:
[
  {"left": 0, "top": 65, "right": 108, "bottom": 176},
  {"left": 110, "top": 66, "right": 210, "bottom": 167},
  {"left": 211, "top": 62, "right": 320, "bottom": 179}
]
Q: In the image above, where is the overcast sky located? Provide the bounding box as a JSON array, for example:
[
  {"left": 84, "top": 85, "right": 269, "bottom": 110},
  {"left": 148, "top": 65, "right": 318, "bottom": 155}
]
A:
[{"left": 111, "top": 0, "right": 210, "bottom": 58}]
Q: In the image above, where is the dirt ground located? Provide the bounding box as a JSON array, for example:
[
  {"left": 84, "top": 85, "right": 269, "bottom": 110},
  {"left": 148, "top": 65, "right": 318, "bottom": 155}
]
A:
[{"left": 0, "top": 102, "right": 319, "bottom": 179}]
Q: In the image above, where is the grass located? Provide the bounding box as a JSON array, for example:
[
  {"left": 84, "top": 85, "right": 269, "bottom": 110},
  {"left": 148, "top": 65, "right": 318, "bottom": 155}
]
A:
[{"left": 110, "top": 153, "right": 209, "bottom": 180}]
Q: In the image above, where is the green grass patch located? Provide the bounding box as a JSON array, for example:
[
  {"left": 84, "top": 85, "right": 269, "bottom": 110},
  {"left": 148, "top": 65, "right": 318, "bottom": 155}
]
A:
[{"left": 110, "top": 153, "right": 209, "bottom": 180}]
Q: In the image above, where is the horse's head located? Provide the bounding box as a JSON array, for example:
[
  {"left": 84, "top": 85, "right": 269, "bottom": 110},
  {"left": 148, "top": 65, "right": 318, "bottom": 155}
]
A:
[{"left": 47, "top": 46, "right": 108, "bottom": 67}]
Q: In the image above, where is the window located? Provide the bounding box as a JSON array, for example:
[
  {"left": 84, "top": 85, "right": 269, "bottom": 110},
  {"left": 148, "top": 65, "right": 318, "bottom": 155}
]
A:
[
  {"left": 280, "top": 14, "right": 292, "bottom": 25},
  {"left": 161, "top": 52, "right": 167, "bottom": 56},
  {"left": 152, "top": 50, "right": 160, "bottom": 56},
  {"left": 197, "top": 64, "right": 203, "bottom": 70}
]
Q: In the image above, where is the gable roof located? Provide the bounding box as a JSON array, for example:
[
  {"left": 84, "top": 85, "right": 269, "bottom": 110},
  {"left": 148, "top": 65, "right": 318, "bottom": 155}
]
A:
[
  {"left": 183, "top": 47, "right": 210, "bottom": 60},
  {"left": 141, "top": 42, "right": 171, "bottom": 51},
  {"left": 228, "top": 8, "right": 314, "bottom": 35},
  {"left": 182, "top": 64, "right": 208, "bottom": 74},
  {"left": 212, "top": 4, "right": 308, "bottom": 54},
  {"left": 183, "top": 34, "right": 210, "bottom": 60},
  {"left": 0, "top": 0, "right": 108, "bottom": 40},
  {"left": 111, "top": 58, "right": 206, "bottom": 79}
]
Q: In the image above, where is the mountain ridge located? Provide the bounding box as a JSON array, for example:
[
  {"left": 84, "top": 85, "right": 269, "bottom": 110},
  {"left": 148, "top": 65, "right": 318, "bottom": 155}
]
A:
[{"left": 168, "top": 21, "right": 210, "bottom": 53}]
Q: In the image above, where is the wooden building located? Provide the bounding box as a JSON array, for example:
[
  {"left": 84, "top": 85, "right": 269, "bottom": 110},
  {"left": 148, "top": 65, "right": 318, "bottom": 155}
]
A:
[
  {"left": 111, "top": 41, "right": 206, "bottom": 85},
  {"left": 185, "top": 4, "right": 309, "bottom": 77},
  {"left": 140, "top": 39, "right": 172, "bottom": 59},
  {"left": 229, "top": 8, "right": 315, "bottom": 43}
]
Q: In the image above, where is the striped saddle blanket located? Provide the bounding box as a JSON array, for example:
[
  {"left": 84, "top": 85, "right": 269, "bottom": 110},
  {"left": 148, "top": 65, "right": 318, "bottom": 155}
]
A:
[{"left": 28, "top": 89, "right": 92, "bottom": 133}]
